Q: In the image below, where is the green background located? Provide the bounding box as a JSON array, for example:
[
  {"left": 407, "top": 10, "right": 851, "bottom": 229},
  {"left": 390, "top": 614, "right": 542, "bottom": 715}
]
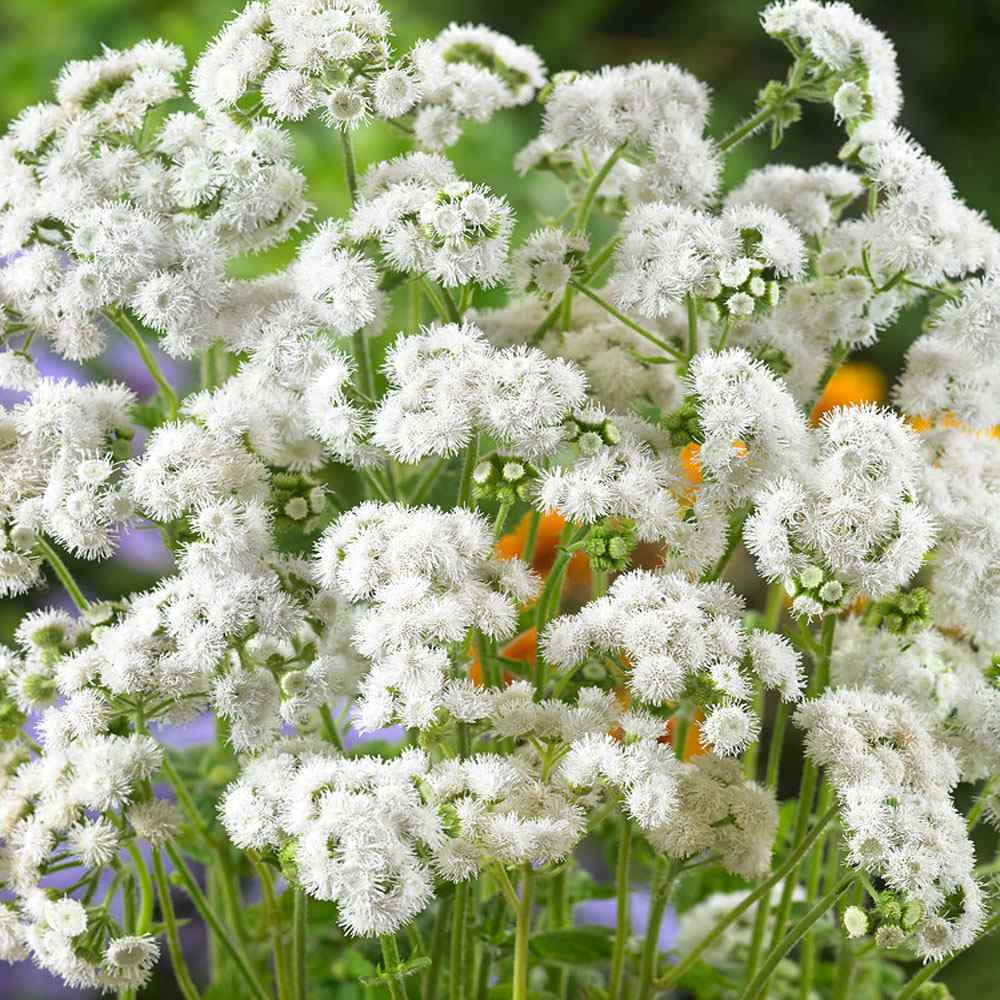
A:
[{"left": 2, "top": 0, "right": 998, "bottom": 995}]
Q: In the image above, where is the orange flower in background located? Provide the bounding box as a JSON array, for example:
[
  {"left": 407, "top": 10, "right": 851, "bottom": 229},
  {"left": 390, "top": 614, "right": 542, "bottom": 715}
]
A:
[
  {"left": 663, "top": 710, "right": 704, "bottom": 760},
  {"left": 496, "top": 511, "right": 591, "bottom": 594},
  {"left": 680, "top": 441, "right": 702, "bottom": 487},
  {"left": 468, "top": 626, "right": 538, "bottom": 687},
  {"left": 909, "top": 411, "right": 1000, "bottom": 438},
  {"left": 811, "top": 360, "right": 887, "bottom": 423},
  {"left": 676, "top": 439, "right": 748, "bottom": 509}
]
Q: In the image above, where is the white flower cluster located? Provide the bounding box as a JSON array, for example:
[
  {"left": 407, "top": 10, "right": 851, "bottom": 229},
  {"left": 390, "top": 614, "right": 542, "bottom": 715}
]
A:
[
  {"left": 192, "top": 1, "right": 411, "bottom": 127},
  {"left": 724, "top": 164, "right": 863, "bottom": 237},
  {"left": 184, "top": 302, "right": 375, "bottom": 470},
  {"left": 609, "top": 203, "right": 805, "bottom": 320},
  {"left": 918, "top": 427, "right": 1000, "bottom": 646},
  {"left": 520, "top": 62, "right": 720, "bottom": 210},
  {"left": 373, "top": 321, "right": 587, "bottom": 462},
  {"left": 1, "top": 380, "right": 135, "bottom": 586},
  {"left": 220, "top": 745, "right": 445, "bottom": 936},
  {"left": 761, "top": 0, "right": 902, "bottom": 126},
  {"left": 0, "top": 45, "right": 309, "bottom": 363},
  {"left": 473, "top": 295, "right": 687, "bottom": 418},
  {"left": 534, "top": 421, "right": 685, "bottom": 543},
  {"left": 543, "top": 569, "right": 803, "bottom": 748},
  {"left": 745, "top": 405, "right": 936, "bottom": 609},
  {"left": 410, "top": 24, "right": 546, "bottom": 149},
  {"left": 795, "top": 689, "right": 984, "bottom": 960},
  {"left": 687, "top": 348, "right": 811, "bottom": 506},
  {"left": 0, "top": 676, "right": 163, "bottom": 988},
  {"left": 314, "top": 502, "right": 539, "bottom": 729},
  {"left": 829, "top": 617, "right": 1000, "bottom": 781},
  {"left": 1, "top": 1, "right": 999, "bottom": 992},
  {"left": 896, "top": 272, "right": 1000, "bottom": 431},
  {"left": 348, "top": 152, "right": 513, "bottom": 288}
]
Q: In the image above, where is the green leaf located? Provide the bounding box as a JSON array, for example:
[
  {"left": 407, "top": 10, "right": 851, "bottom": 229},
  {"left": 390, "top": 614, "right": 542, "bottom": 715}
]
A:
[{"left": 528, "top": 926, "right": 614, "bottom": 965}]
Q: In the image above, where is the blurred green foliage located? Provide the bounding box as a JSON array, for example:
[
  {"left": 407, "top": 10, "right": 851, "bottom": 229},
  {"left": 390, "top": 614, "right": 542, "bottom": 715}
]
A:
[{"left": 1, "top": 0, "right": 998, "bottom": 995}]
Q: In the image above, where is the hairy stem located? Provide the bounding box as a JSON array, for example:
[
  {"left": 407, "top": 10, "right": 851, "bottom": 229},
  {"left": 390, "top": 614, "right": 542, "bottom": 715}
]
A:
[
  {"left": 124, "top": 840, "right": 154, "bottom": 936},
  {"left": 609, "top": 818, "right": 633, "bottom": 1000},
  {"left": 576, "top": 144, "right": 627, "bottom": 229},
  {"left": 570, "top": 282, "right": 685, "bottom": 360},
  {"left": 339, "top": 129, "right": 358, "bottom": 205},
  {"left": 423, "top": 896, "right": 451, "bottom": 1000},
  {"left": 380, "top": 934, "right": 408, "bottom": 1000},
  {"left": 34, "top": 536, "right": 89, "bottom": 611},
  {"left": 293, "top": 888, "right": 307, "bottom": 1000},
  {"left": 656, "top": 805, "right": 838, "bottom": 989},
  {"left": 449, "top": 882, "right": 467, "bottom": 1000},
  {"left": 249, "top": 852, "right": 291, "bottom": 1000},
  {"left": 686, "top": 293, "right": 699, "bottom": 359},
  {"left": 108, "top": 309, "right": 179, "bottom": 420},
  {"left": 742, "top": 872, "right": 856, "bottom": 1000},
  {"left": 512, "top": 865, "right": 534, "bottom": 1000},
  {"left": 637, "top": 857, "right": 679, "bottom": 1000},
  {"left": 152, "top": 847, "right": 201, "bottom": 1000},
  {"left": 164, "top": 842, "right": 271, "bottom": 1000},
  {"left": 456, "top": 432, "right": 479, "bottom": 509}
]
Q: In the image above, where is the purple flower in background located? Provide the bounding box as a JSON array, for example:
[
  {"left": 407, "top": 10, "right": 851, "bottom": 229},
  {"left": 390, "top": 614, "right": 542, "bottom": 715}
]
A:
[{"left": 575, "top": 889, "right": 679, "bottom": 953}]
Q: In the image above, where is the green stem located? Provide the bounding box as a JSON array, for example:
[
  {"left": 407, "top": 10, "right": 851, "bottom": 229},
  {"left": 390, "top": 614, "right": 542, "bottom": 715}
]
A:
[
  {"left": 449, "top": 882, "right": 467, "bottom": 1000},
  {"left": 125, "top": 841, "right": 154, "bottom": 935},
  {"left": 549, "top": 869, "right": 571, "bottom": 1000},
  {"left": 701, "top": 508, "right": 748, "bottom": 583},
  {"left": 570, "top": 283, "right": 685, "bottom": 359},
  {"left": 522, "top": 509, "right": 542, "bottom": 562},
  {"left": 797, "top": 782, "right": 834, "bottom": 1000},
  {"left": 656, "top": 805, "right": 838, "bottom": 989},
  {"left": 109, "top": 310, "right": 179, "bottom": 420},
  {"left": 438, "top": 284, "right": 462, "bottom": 324},
  {"left": 34, "top": 537, "right": 89, "bottom": 611},
  {"left": 609, "top": 818, "right": 633, "bottom": 1000},
  {"left": 967, "top": 778, "right": 993, "bottom": 832},
  {"left": 717, "top": 78, "right": 800, "bottom": 153},
  {"left": 293, "top": 888, "right": 307, "bottom": 1000},
  {"left": 891, "top": 908, "right": 1000, "bottom": 1000},
  {"left": 408, "top": 457, "right": 447, "bottom": 506},
  {"left": 160, "top": 756, "right": 214, "bottom": 850},
  {"left": 456, "top": 432, "right": 479, "bottom": 509},
  {"left": 152, "top": 848, "right": 201, "bottom": 1000},
  {"left": 249, "top": 853, "right": 291, "bottom": 1000},
  {"left": 672, "top": 710, "right": 692, "bottom": 761},
  {"left": 831, "top": 880, "right": 861, "bottom": 1000},
  {"left": 901, "top": 277, "right": 960, "bottom": 302},
  {"left": 529, "top": 298, "right": 563, "bottom": 344},
  {"left": 764, "top": 700, "right": 790, "bottom": 791},
  {"left": 512, "top": 865, "right": 534, "bottom": 1000},
  {"left": 533, "top": 529, "right": 586, "bottom": 698},
  {"left": 493, "top": 502, "right": 513, "bottom": 541},
  {"left": 339, "top": 129, "right": 358, "bottom": 205},
  {"left": 742, "top": 873, "right": 856, "bottom": 1000},
  {"left": 408, "top": 279, "right": 424, "bottom": 332},
  {"left": 352, "top": 328, "right": 375, "bottom": 401},
  {"left": 767, "top": 616, "right": 836, "bottom": 953},
  {"left": 318, "top": 703, "right": 344, "bottom": 752},
  {"left": 686, "top": 293, "right": 699, "bottom": 359},
  {"left": 584, "top": 236, "right": 620, "bottom": 282},
  {"left": 576, "top": 144, "right": 627, "bottom": 229},
  {"left": 637, "top": 858, "right": 679, "bottom": 1000},
  {"left": 424, "top": 896, "right": 451, "bottom": 1000},
  {"left": 476, "top": 898, "right": 505, "bottom": 1000},
  {"left": 380, "top": 934, "right": 408, "bottom": 1000},
  {"left": 164, "top": 842, "right": 271, "bottom": 1000}
]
